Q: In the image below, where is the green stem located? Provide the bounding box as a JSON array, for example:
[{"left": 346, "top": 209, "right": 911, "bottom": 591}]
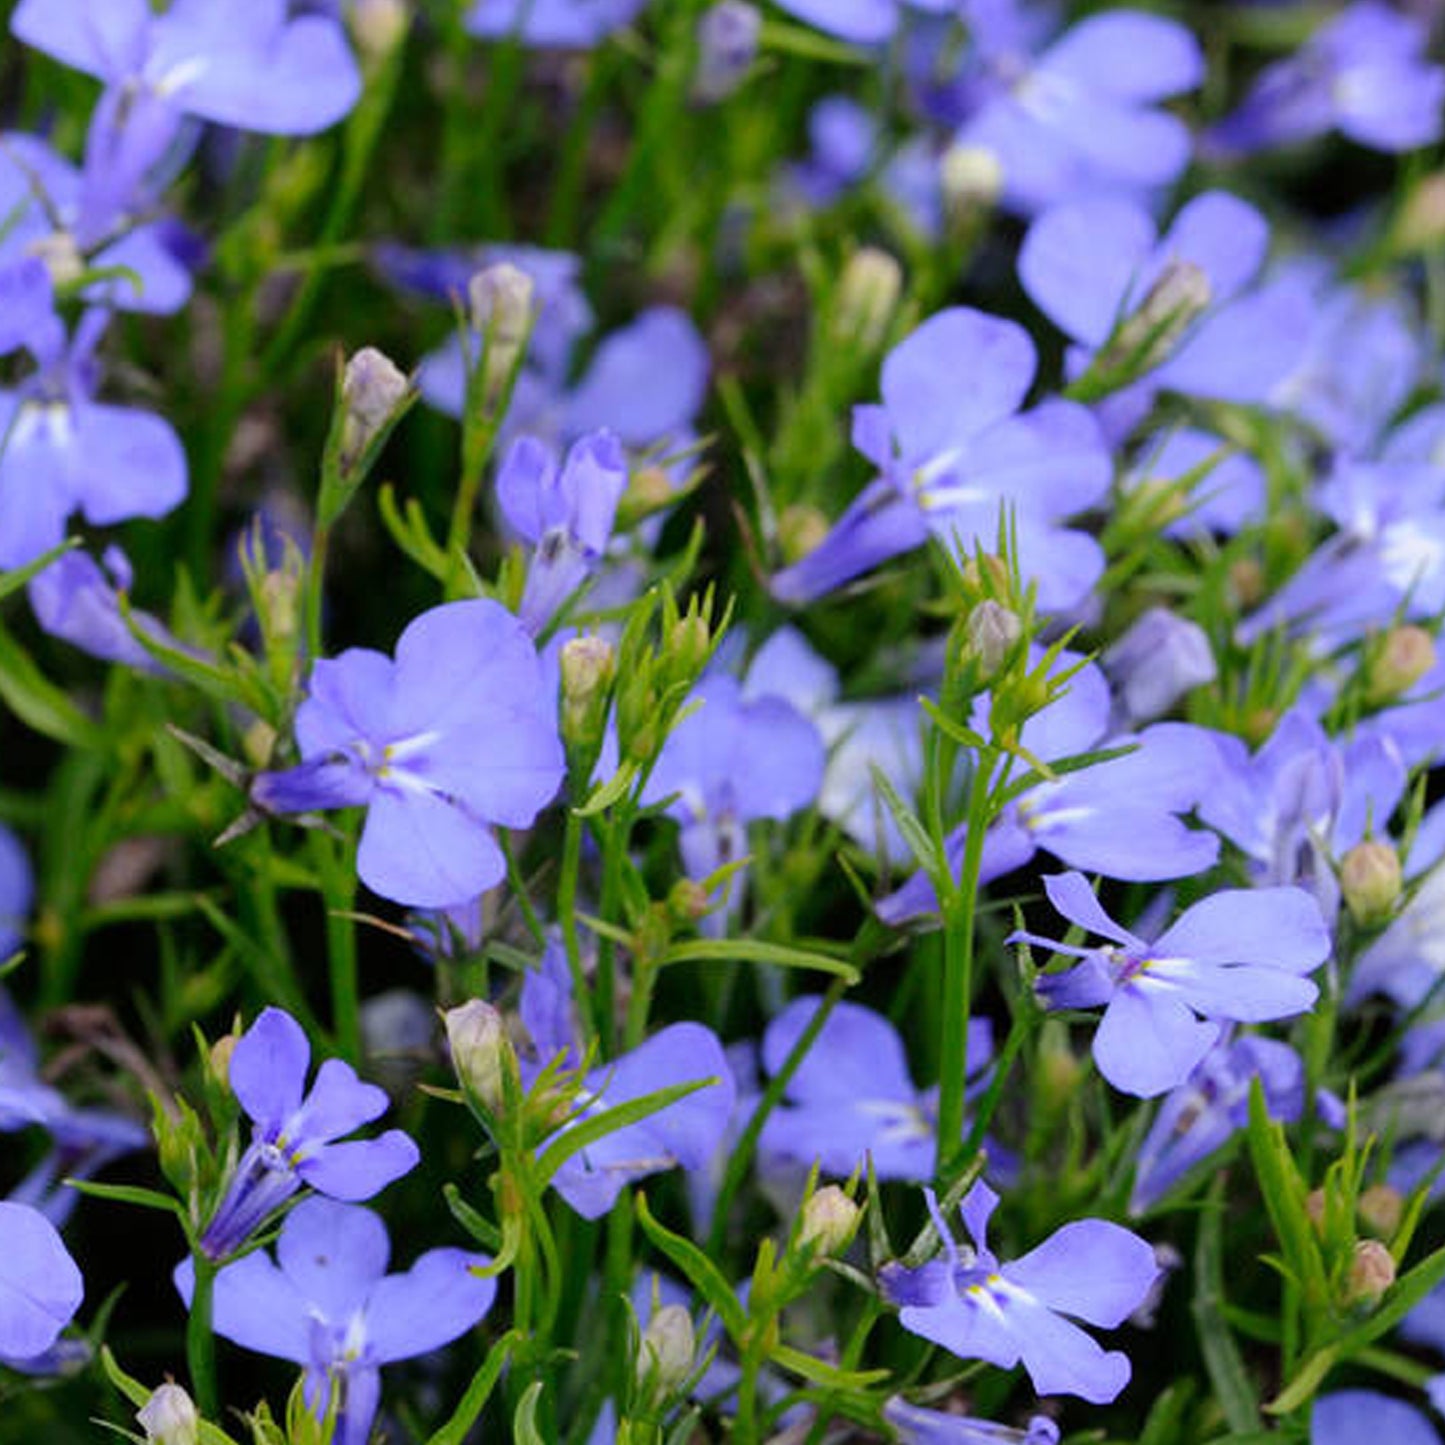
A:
[
  {"left": 186, "top": 1249, "right": 219, "bottom": 1419},
  {"left": 303, "top": 520, "right": 332, "bottom": 661},
  {"left": 933, "top": 752, "right": 996, "bottom": 1181},
  {"left": 313, "top": 831, "right": 361, "bottom": 1063},
  {"left": 557, "top": 810, "right": 597, "bottom": 1047}
]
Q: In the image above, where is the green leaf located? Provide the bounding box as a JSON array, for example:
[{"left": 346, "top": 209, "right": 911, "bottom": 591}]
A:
[
  {"left": 574, "top": 759, "right": 639, "bottom": 818},
  {"left": 1246, "top": 1082, "right": 1328, "bottom": 1308},
  {"left": 536, "top": 1078, "right": 711, "bottom": 1184},
  {"left": 768, "top": 1344, "right": 889, "bottom": 1391},
  {"left": 1193, "top": 1181, "right": 1261, "bottom": 1434},
  {"left": 656, "top": 937, "right": 858, "bottom": 983},
  {"left": 636, "top": 1193, "right": 749, "bottom": 1342},
  {"left": 66, "top": 1179, "right": 183, "bottom": 1220},
  {"left": 443, "top": 1183, "right": 502, "bottom": 1251},
  {"left": 0, "top": 537, "right": 80, "bottom": 603},
  {"left": 868, "top": 762, "right": 944, "bottom": 884},
  {"left": 758, "top": 18, "right": 871, "bottom": 63},
  {"left": 0, "top": 618, "right": 106, "bottom": 749},
  {"left": 422, "top": 1331, "right": 520, "bottom": 1445},
  {"left": 513, "top": 1380, "right": 547, "bottom": 1445}
]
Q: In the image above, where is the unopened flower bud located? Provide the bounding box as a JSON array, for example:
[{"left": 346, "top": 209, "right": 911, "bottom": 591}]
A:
[
  {"left": 1359, "top": 1184, "right": 1405, "bottom": 1240},
  {"left": 964, "top": 600, "right": 1022, "bottom": 681},
  {"left": 668, "top": 876, "right": 712, "bottom": 924},
  {"left": 560, "top": 635, "right": 616, "bottom": 759},
  {"left": 833, "top": 246, "right": 903, "bottom": 355},
  {"left": 341, "top": 347, "right": 409, "bottom": 468},
  {"left": 1346, "top": 1239, "right": 1396, "bottom": 1307},
  {"left": 1366, "top": 625, "right": 1436, "bottom": 706},
  {"left": 638, "top": 1303, "right": 696, "bottom": 1393},
  {"left": 799, "top": 1185, "right": 861, "bottom": 1256},
  {"left": 444, "top": 1000, "right": 514, "bottom": 1114},
  {"left": 137, "top": 1383, "right": 200, "bottom": 1445},
  {"left": 618, "top": 465, "right": 677, "bottom": 528},
  {"left": 692, "top": 1, "right": 760, "bottom": 104},
  {"left": 1392, "top": 171, "right": 1445, "bottom": 255},
  {"left": 1340, "top": 840, "right": 1402, "bottom": 927},
  {"left": 941, "top": 143, "right": 1002, "bottom": 222},
  {"left": 468, "top": 263, "right": 534, "bottom": 349},
  {"left": 350, "top": 0, "right": 408, "bottom": 61},
  {"left": 1100, "top": 261, "right": 1211, "bottom": 377},
  {"left": 209, "top": 1034, "right": 237, "bottom": 1090},
  {"left": 777, "top": 503, "right": 830, "bottom": 565},
  {"left": 1228, "top": 557, "right": 1265, "bottom": 610},
  {"left": 667, "top": 611, "right": 713, "bottom": 685}
]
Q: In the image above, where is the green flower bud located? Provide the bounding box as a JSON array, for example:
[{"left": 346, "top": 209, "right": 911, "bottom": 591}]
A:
[
  {"left": 560, "top": 635, "right": 617, "bottom": 763},
  {"left": 964, "top": 600, "right": 1023, "bottom": 681},
  {"left": 832, "top": 246, "right": 903, "bottom": 356},
  {"left": 1366, "top": 625, "right": 1436, "bottom": 706},
  {"left": 799, "top": 1185, "right": 861, "bottom": 1257},
  {"left": 1345, "top": 1239, "right": 1396, "bottom": 1307},
  {"left": 1359, "top": 1184, "right": 1405, "bottom": 1241},
  {"left": 1097, "top": 260, "right": 1211, "bottom": 379},
  {"left": 1340, "top": 840, "right": 1402, "bottom": 927}
]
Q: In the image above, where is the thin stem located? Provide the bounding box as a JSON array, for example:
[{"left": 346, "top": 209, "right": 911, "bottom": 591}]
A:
[
  {"left": 186, "top": 1249, "right": 219, "bottom": 1419},
  {"left": 934, "top": 751, "right": 996, "bottom": 1181}
]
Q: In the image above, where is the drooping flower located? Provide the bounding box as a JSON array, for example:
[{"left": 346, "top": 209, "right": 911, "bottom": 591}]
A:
[
  {"left": 0, "top": 1201, "right": 84, "bottom": 1366},
  {"left": 1311, "top": 1390, "right": 1442, "bottom": 1445},
  {"left": 880, "top": 1180, "right": 1159, "bottom": 1403},
  {"left": 1017, "top": 872, "right": 1330, "bottom": 1097},
  {"left": 251, "top": 598, "right": 564, "bottom": 908},
  {"left": 200, "top": 1007, "right": 419, "bottom": 1260},
  {"left": 1101, "top": 607, "right": 1216, "bottom": 727},
  {"left": 884, "top": 1397, "right": 1060, "bottom": 1445},
  {"left": 179, "top": 1198, "right": 496, "bottom": 1445},
  {"left": 771, "top": 308, "right": 1110, "bottom": 611}
]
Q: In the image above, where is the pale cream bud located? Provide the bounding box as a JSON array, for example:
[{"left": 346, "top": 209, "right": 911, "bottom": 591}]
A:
[
  {"left": 1346, "top": 1239, "right": 1396, "bottom": 1306},
  {"left": 637, "top": 1304, "right": 696, "bottom": 1393},
  {"left": 799, "top": 1185, "right": 861, "bottom": 1256},
  {"left": 1340, "top": 840, "right": 1402, "bottom": 927},
  {"left": 137, "top": 1384, "right": 199, "bottom": 1445},
  {"left": 443, "top": 1000, "right": 513, "bottom": 1113}
]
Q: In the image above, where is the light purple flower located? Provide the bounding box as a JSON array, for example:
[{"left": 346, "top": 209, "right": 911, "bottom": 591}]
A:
[
  {"left": 0, "top": 1201, "right": 84, "bottom": 1364},
  {"left": 12, "top": 0, "right": 361, "bottom": 136},
  {"left": 771, "top": 308, "right": 1110, "bottom": 611},
  {"left": 200, "top": 1007, "right": 419, "bottom": 1259},
  {"left": 1102, "top": 607, "right": 1216, "bottom": 727},
  {"left": 950, "top": 8, "right": 1204, "bottom": 215},
  {"left": 1130, "top": 1033, "right": 1304, "bottom": 1213},
  {"left": 28, "top": 546, "right": 180, "bottom": 672},
  {"left": 880, "top": 1180, "right": 1159, "bottom": 1403},
  {"left": 496, "top": 429, "right": 630, "bottom": 634},
  {"left": 1209, "top": 3, "right": 1445, "bottom": 157},
  {"left": 884, "top": 1398, "right": 1060, "bottom": 1445},
  {"left": 180, "top": 1197, "right": 496, "bottom": 1445},
  {"left": 1018, "top": 871, "right": 1330, "bottom": 1097},
  {"left": 251, "top": 598, "right": 564, "bottom": 908},
  {"left": 465, "top": 0, "right": 646, "bottom": 47},
  {"left": 0, "top": 823, "right": 32, "bottom": 960},
  {"left": 1312, "top": 1390, "right": 1442, "bottom": 1445},
  {"left": 758, "top": 997, "right": 993, "bottom": 1181},
  {"left": 0, "top": 309, "right": 187, "bottom": 571}
]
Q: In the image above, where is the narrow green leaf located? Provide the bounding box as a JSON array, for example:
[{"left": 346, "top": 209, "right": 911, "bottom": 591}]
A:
[
  {"left": 66, "top": 1179, "right": 182, "bottom": 1219},
  {"left": 0, "top": 619, "right": 105, "bottom": 749},
  {"left": 0, "top": 537, "right": 80, "bottom": 603},
  {"left": 635, "top": 1193, "right": 749, "bottom": 1342},
  {"left": 443, "top": 1183, "right": 502, "bottom": 1251},
  {"left": 769, "top": 1344, "right": 889, "bottom": 1391},
  {"left": 513, "top": 1381, "right": 547, "bottom": 1445},
  {"left": 535, "top": 1078, "right": 710, "bottom": 1183},
  {"left": 574, "top": 760, "right": 638, "bottom": 818},
  {"left": 1246, "top": 1082, "right": 1328, "bottom": 1307},
  {"left": 657, "top": 937, "right": 858, "bottom": 983},
  {"left": 868, "top": 762, "right": 944, "bottom": 883},
  {"left": 423, "top": 1331, "right": 520, "bottom": 1445},
  {"left": 1193, "top": 1181, "right": 1261, "bottom": 1434}
]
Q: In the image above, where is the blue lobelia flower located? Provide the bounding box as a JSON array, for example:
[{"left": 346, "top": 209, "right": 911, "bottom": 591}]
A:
[
  {"left": 0, "top": 308, "right": 188, "bottom": 571},
  {"left": 465, "top": 0, "right": 646, "bottom": 47},
  {"left": 1311, "top": 1390, "right": 1442, "bottom": 1445},
  {"left": 884, "top": 1397, "right": 1059, "bottom": 1445},
  {"left": 880, "top": 1180, "right": 1159, "bottom": 1403},
  {"left": 200, "top": 1007, "right": 419, "bottom": 1260},
  {"left": 770, "top": 0, "right": 958, "bottom": 46},
  {"left": 180, "top": 1197, "right": 496, "bottom": 1445},
  {"left": 11, "top": 0, "right": 361, "bottom": 139},
  {"left": 1129, "top": 1032, "right": 1304, "bottom": 1214},
  {"left": 28, "top": 546, "right": 184, "bottom": 674},
  {"left": 1017, "top": 871, "right": 1331, "bottom": 1097},
  {"left": 1018, "top": 191, "right": 1305, "bottom": 433},
  {"left": 496, "top": 429, "right": 630, "bottom": 635},
  {"left": 1208, "top": 3, "right": 1445, "bottom": 158},
  {"left": 878, "top": 651, "right": 1222, "bottom": 924},
  {"left": 0, "top": 132, "right": 192, "bottom": 316},
  {"left": 948, "top": 6, "right": 1204, "bottom": 215},
  {"left": 251, "top": 598, "right": 564, "bottom": 908},
  {"left": 520, "top": 942, "right": 737, "bottom": 1219},
  {"left": 0, "top": 1201, "right": 84, "bottom": 1366},
  {"left": 0, "top": 822, "right": 33, "bottom": 960},
  {"left": 771, "top": 308, "right": 1110, "bottom": 612},
  {"left": 757, "top": 996, "right": 993, "bottom": 1181},
  {"left": 642, "top": 669, "right": 825, "bottom": 931}
]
